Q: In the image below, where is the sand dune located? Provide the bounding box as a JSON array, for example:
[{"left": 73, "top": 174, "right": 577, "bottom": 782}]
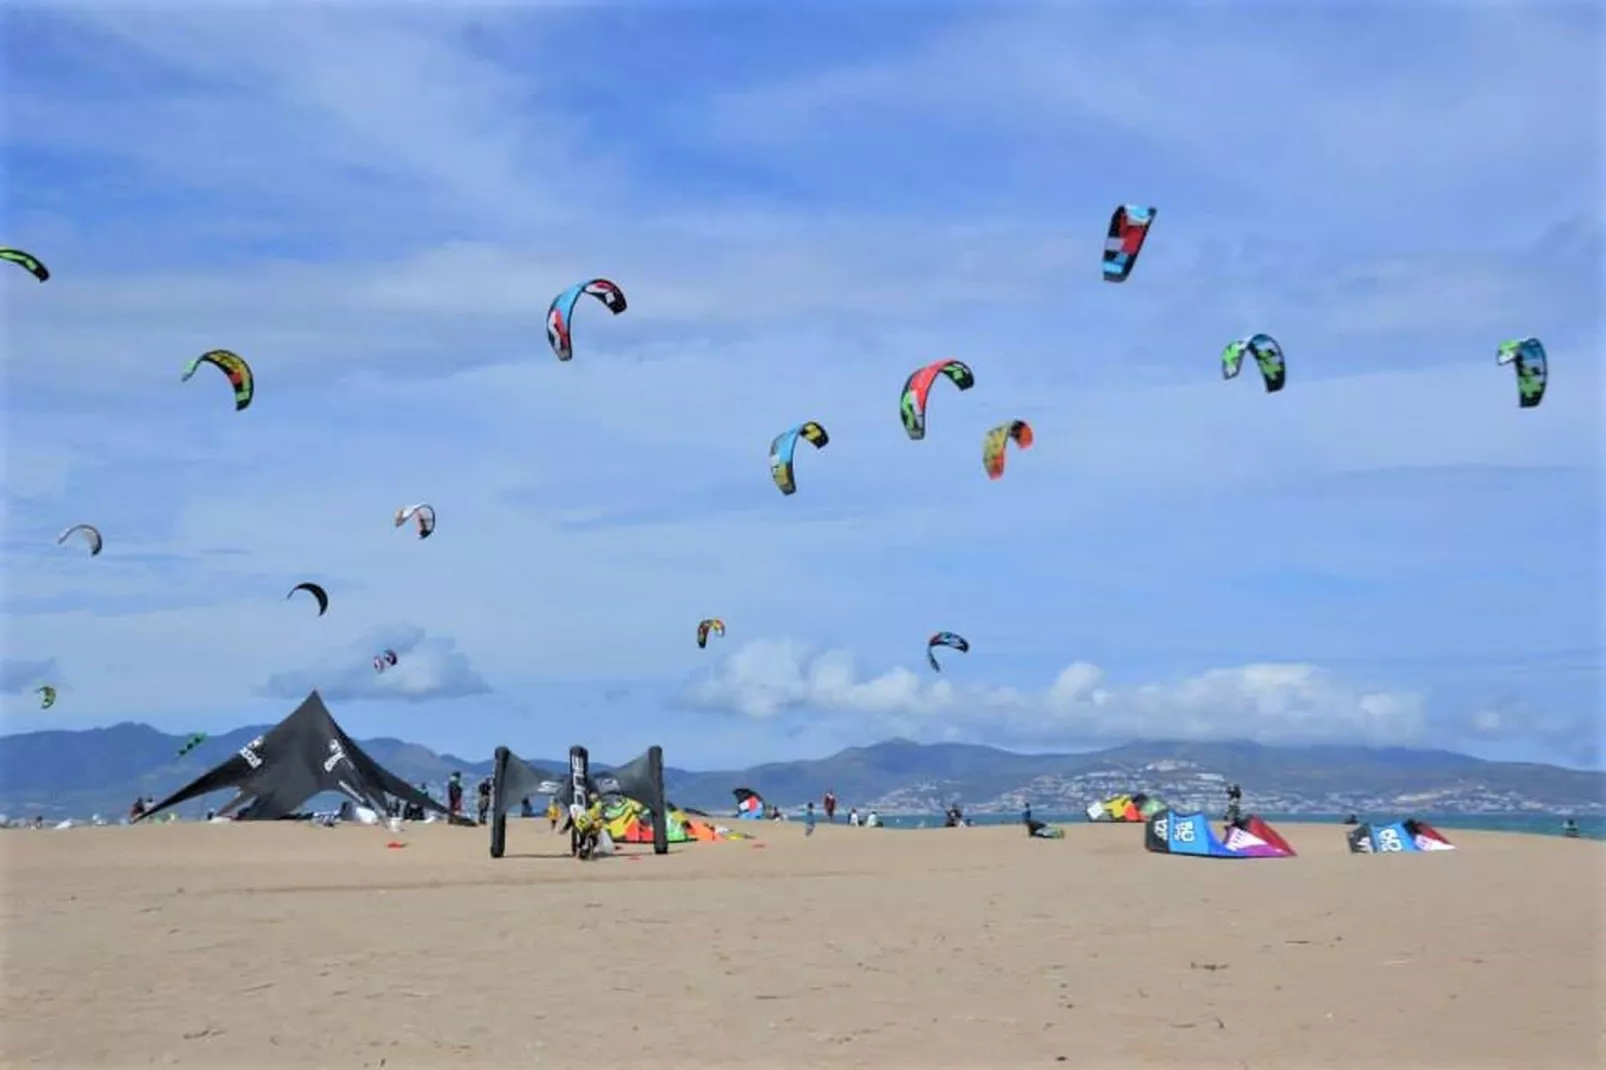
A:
[{"left": 2, "top": 819, "right": 1601, "bottom": 1068}]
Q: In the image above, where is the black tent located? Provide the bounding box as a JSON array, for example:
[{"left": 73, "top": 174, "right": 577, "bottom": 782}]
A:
[
  {"left": 490, "top": 744, "right": 668, "bottom": 857},
  {"left": 136, "top": 691, "right": 445, "bottom": 823}
]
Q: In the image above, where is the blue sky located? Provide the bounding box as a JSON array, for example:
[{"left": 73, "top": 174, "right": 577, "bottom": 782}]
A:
[{"left": 1, "top": 1, "right": 1601, "bottom": 771}]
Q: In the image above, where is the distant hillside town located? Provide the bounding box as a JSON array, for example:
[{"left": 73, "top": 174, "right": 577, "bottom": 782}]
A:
[{"left": 2, "top": 722, "right": 1601, "bottom": 823}]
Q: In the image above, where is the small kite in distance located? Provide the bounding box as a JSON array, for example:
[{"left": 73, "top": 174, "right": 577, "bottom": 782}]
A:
[
  {"left": 982, "top": 420, "right": 1034, "bottom": 480},
  {"left": 1102, "top": 205, "right": 1155, "bottom": 283},
  {"left": 181, "top": 349, "right": 254, "bottom": 411},
  {"left": 176, "top": 733, "right": 208, "bottom": 758},
  {"left": 286, "top": 582, "right": 329, "bottom": 616},
  {"left": 1, "top": 248, "right": 48, "bottom": 282},
  {"left": 373, "top": 649, "right": 399, "bottom": 673},
  {"left": 393, "top": 503, "right": 436, "bottom": 539},
  {"left": 769, "top": 421, "right": 830, "bottom": 496},
  {"left": 546, "top": 278, "right": 627, "bottom": 361},
  {"left": 697, "top": 618, "right": 726, "bottom": 649},
  {"left": 1222, "top": 334, "right": 1286, "bottom": 393},
  {"left": 36, "top": 685, "right": 56, "bottom": 710},
  {"left": 56, "top": 523, "right": 104, "bottom": 556},
  {"left": 926, "top": 632, "right": 970, "bottom": 672},
  {"left": 899, "top": 359, "right": 975, "bottom": 441},
  {"left": 1496, "top": 338, "right": 1547, "bottom": 409}
]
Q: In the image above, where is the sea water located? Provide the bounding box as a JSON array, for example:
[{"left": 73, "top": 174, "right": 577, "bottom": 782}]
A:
[{"left": 862, "top": 811, "right": 1604, "bottom": 840}]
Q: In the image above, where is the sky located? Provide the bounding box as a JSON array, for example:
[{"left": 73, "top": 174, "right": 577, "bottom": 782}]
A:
[{"left": 1, "top": 0, "right": 1601, "bottom": 771}]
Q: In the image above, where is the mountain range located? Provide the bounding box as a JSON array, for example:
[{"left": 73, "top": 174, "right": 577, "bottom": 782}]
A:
[{"left": 2, "top": 722, "right": 1602, "bottom": 821}]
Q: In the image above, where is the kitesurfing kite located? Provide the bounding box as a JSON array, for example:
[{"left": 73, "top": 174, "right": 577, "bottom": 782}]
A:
[
  {"left": 286, "top": 582, "right": 329, "bottom": 616},
  {"left": 696, "top": 618, "right": 726, "bottom": 649},
  {"left": 181, "top": 349, "right": 254, "bottom": 411},
  {"left": 393, "top": 503, "right": 436, "bottom": 539},
  {"left": 373, "top": 649, "right": 399, "bottom": 673},
  {"left": 982, "top": 420, "right": 1034, "bottom": 480},
  {"left": 1, "top": 247, "right": 48, "bottom": 282},
  {"left": 926, "top": 632, "right": 970, "bottom": 672},
  {"left": 56, "top": 523, "right": 103, "bottom": 556},
  {"left": 546, "top": 278, "right": 627, "bottom": 361},
  {"left": 1102, "top": 205, "right": 1155, "bottom": 283},
  {"left": 176, "top": 733, "right": 207, "bottom": 758},
  {"left": 900, "top": 359, "right": 975, "bottom": 440},
  {"left": 1221, "top": 334, "right": 1286, "bottom": 393},
  {"left": 1497, "top": 338, "right": 1547, "bottom": 409},
  {"left": 769, "top": 421, "right": 829, "bottom": 496},
  {"left": 36, "top": 685, "right": 56, "bottom": 710}
]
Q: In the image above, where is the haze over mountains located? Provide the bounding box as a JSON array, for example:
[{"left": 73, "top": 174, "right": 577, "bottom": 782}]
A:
[{"left": 2, "top": 722, "right": 1601, "bottom": 821}]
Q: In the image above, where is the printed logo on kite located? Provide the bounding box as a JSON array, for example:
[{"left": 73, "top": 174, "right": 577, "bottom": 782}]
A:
[
  {"left": 1347, "top": 819, "right": 1455, "bottom": 854},
  {"left": 1145, "top": 809, "right": 1295, "bottom": 858}
]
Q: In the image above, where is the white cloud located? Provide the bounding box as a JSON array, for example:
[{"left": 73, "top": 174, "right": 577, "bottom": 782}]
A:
[
  {"left": 682, "top": 639, "right": 1430, "bottom": 748},
  {"left": 258, "top": 624, "right": 490, "bottom": 704}
]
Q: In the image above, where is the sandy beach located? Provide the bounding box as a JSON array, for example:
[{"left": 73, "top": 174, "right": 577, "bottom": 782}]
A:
[{"left": 2, "top": 819, "right": 1600, "bottom": 1069}]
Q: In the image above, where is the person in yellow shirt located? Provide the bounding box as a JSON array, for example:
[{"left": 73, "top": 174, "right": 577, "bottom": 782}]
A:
[
  {"left": 566, "top": 792, "right": 605, "bottom": 859},
  {"left": 546, "top": 798, "right": 561, "bottom": 830}
]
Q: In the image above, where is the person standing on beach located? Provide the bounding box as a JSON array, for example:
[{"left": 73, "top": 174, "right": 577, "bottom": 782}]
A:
[
  {"left": 805, "top": 801, "right": 816, "bottom": 837},
  {"left": 447, "top": 772, "right": 464, "bottom": 821},
  {"left": 475, "top": 776, "right": 492, "bottom": 825},
  {"left": 823, "top": 791, "right": 837, "bottom": 823}
]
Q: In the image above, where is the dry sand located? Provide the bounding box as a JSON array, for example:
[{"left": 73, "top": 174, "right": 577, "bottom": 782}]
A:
[{"left": 2, "top": 818, "right": 1601, "bottom": 1069}]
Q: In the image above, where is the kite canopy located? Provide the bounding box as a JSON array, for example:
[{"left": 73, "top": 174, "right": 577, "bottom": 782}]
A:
[
  {"left": 1084, "top": 792, "right": 1166, "bottom": 823},
  {"left": 733, "top": 786, "right": 765, "bottom": 819},
  {"left": 489, "top": 743, "right": 668, "bottom": 857},
  {"left": 899, "top": 358, "right": 975, "bottom": 441},
  {"left": 546, "top": 278, "right": 628, "bottom": 361},
  {"left": 1496, "top": 338, "right": 1547, "bottom": 409},
  {"left": 181, "top": 349, "right": 254, "bottom": 411},
  {"left": 0, "top": 247, "right": 49, "bottom": 282},
  {"left": 1347, "top": 818, "right": 1456, "bottom": 854},
  {"left": 394, "top": 503, "right": 436, "bottom": 539},
  {"left": 1102, "top": 204, "right": 1155, "bottom": 283},
  {"left": 696, "top": 618, "right": 726, "bottom": 649},
  {"left": 982, "top": 420, "right": 1033, "bottom": 480},
  {"left": 1143, "top": 809, "right": 1296, "bottom": 858},
  {"left": 1221, "top": 334, "right": 1286, "bottom": 393},
  {"left": 136, "top": 691, "right": 443, "bottom": 823},
  {"left": 769, "top": 421, "right": 829, "bottom": 496},
  {"left": 926, "top": 631, "right": 969, "bottom": 672},
  {"left": 57, "top": 523, "right": 104, "bottom": 556}
]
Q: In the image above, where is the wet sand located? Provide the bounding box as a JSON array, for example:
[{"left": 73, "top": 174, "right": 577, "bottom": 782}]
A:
[{"left": 2, "top": 818, "right": 1601, "bottom": 1068}]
